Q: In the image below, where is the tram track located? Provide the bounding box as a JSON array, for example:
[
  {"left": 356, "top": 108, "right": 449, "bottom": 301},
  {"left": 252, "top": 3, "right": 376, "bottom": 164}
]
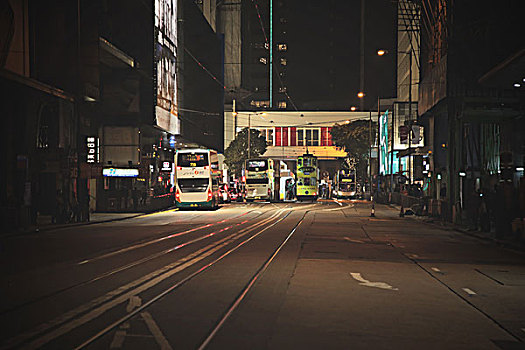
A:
[
  {"left": 1, "top": 204, "right": 297, "bottom": 350},
  {"left": 0, "top": 207, "right": 268, "bottom": 316}
]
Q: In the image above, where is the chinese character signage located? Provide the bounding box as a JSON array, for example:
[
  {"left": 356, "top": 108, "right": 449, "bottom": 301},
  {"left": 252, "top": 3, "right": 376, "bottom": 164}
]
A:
[
  {"left": 86, "top": 136, "right": 99, "bottom": 163},
  {"left": 379, "top": 111, "right": 389, "bottom": 175}
]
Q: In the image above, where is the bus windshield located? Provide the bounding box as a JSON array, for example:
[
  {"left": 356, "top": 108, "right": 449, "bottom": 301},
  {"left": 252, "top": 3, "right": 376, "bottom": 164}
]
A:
[
  {"left": 177, "top": 153, "right": 209, "bottom": 167},
  {"left": 247, "top": 160, "right": 268, "bottom": 171},
  {"left": 338, "top": 182, "right": 355, "bottom": 191}
]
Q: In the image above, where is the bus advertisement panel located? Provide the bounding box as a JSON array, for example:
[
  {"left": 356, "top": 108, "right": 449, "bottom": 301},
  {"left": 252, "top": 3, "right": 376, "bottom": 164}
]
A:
[
  {"left": 245, "top": 159, "right": 275, "bottom": 201},
  {"left": 175, "top": 149, "right": 220, "bottom": 208}
]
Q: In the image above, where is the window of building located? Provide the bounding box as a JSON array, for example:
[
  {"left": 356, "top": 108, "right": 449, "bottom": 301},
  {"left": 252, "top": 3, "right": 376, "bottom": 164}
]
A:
[
  {"left": 250, "top": 100, "right": 270, "bottom": 108},
  {"left": 280, "top": 58, "right": 287, "bottom": 66},
  {"left": 278, "top": 43, "right": 287, "bottom": 51},
  {"left": 259, "top": 57, "right": 267, "bottom": 64},
  {"left": 278, "top": 101, "right": 287, "bottom": 109},
  {"left": 254, "top": 42, "right": 267, "bottom": 49},
  {"left": 297, "top": 129, "right": 304, "bottom": 146},
  {"left": 279, "top": 86, "right": 287, "bottom": 93},
  {"left": 296, "top": 128, "right": 320, "bottom": 147},
  {"left": 267, "top": 128, "right": 274, "bottom": 145},
  {"left": 280, "top": 17, "right": 287, "bottom": 24}
]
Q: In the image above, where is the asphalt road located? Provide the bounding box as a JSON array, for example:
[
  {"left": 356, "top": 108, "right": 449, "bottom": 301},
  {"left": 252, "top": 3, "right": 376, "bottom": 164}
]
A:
[{"left": 1, "top": 201, "right": 524, "bottom": 349}]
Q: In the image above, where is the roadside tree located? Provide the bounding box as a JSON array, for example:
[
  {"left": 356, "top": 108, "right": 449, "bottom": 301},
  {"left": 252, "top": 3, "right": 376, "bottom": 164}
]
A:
[{"left": 224, "top": 128, "right": 267, "bottom": 177}]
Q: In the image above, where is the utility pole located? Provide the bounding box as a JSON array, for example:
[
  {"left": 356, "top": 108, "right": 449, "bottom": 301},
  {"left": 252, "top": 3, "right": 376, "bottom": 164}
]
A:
[
  {"left": 359, "top": 0, "right": 365, "bottom": 111},
  {"left": 248, "top": 113, "right": 251, "bottom": 159},
  {"left": 408, "top": 51, "right": 413, "bottom": 184}
]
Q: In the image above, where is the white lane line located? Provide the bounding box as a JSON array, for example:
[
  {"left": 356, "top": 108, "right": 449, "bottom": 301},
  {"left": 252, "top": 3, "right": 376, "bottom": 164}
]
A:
[
  {"left": 141, "top": 312, "right": 173, "bottom": 350},
  {"left": 333, "top": 199, "right": 343, "bottom": 206},
  {"left": 462, "top": 288, "right": 477, "bottom": 296},
  {"left": 350, "top": 272, "right": 398, "bottom": 291},
  {"left": 431, "top": 267, "right": 442, "bottom": 273}
]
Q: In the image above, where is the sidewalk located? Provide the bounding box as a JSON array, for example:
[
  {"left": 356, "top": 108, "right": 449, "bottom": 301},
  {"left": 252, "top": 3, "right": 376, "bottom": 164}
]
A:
[{"left": 385, "top": 202, "right": 525, "bottom": 252}]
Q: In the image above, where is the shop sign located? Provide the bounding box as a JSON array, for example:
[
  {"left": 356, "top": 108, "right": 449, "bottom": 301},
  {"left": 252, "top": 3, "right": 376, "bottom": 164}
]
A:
[
  {"left": 103, "top": 168, "right": 139, "bottom": 177},
  {"left": 86, "top": 136, "right": 99, "bottom": 163},
  {"left": 161, "top": 161, "right": 172, "bottom": 171}
]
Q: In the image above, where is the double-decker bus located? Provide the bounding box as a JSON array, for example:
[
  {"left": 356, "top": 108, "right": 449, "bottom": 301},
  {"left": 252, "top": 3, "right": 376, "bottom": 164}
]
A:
[
  {"left": 334, "top": 169, "right": 357, "bottom": 199},
  {"left": 244, "top": 158, "right": 275, "bottom": 201},
  {"left": 296, "top": 153, "right": 318, "bottom": 201},
  {"left": 175, "top": 149, "right": 220, "bottom": 209}
]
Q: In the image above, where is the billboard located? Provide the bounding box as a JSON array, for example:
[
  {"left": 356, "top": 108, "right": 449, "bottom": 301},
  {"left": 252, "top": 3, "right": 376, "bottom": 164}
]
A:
[
  {"left": 155, "top": 0, "right": 180, "bottom": 134},
  {"left": 379, "top": 111, "right": 389, "bottom": 175}
]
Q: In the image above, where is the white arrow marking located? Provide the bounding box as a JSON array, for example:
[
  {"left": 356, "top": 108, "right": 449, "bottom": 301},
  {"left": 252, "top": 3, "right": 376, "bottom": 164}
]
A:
[
  {"left": 462, "top": 288, "right": 477, "bottom": 296},
  {"left": 350, "top": 273, "right": 398, "bottom": 291}
]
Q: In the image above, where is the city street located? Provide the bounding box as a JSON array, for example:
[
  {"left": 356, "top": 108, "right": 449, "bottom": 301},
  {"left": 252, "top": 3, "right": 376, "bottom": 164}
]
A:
[{"left": 1, "top": 201, "right": 524, "bottom": 349}]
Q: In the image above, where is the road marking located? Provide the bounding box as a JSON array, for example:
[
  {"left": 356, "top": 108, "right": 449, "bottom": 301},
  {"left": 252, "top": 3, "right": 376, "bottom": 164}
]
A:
[
  {"left": 344, "top": 237, "right": 364, "bottom": 244},
  {"left": 110, "top": 296, "right": 143, "bottom": 348},
  {"left": 333, "top": 199, "right": 343, "bottom": 206},
  {"left": 462, "top": 288, "right": 477, "bottom": 296},
  {"left": 350, "top": 272, "right": 398, "bottom": 291},
  {"left": 141, "top": 312, "right": 173, "bottom": 350},
  {"left": 431, "top": 267, "right": 442, "bottom": 273},
  {"left": 10, "top": 209, "right": 288, "bottom": 350},
  {"left": 406, "top": 253, "right": 419, "bottom": 259},
  {"left": 109, "top": 330, "right": 126, "bottom": 349},
  {"left": 141, "top": 209, "right": 179, "bottom": 218}
]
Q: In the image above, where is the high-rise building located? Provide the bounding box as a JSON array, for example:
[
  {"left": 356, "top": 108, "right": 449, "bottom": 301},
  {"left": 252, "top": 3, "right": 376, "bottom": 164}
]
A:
[{"left": 222, "top": 0, "right": 396, "bottom": 111}]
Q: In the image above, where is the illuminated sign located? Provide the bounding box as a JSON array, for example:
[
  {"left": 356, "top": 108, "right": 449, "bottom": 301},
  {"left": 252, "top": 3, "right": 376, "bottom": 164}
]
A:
[
  {"left": 86, "top": 137, "right": 99, "bottom": 163},
  {"left": 161, "top": 161, "right": 172, "bottom": 171},
  {"left": 155, "top": 0, "right": 180, "bottom": 135},
  {"left": 379, "top": 110, "right": 389, "bottom": 175},
  {"left": 103, "top": 168, "right": 139, "bottom": 177}
]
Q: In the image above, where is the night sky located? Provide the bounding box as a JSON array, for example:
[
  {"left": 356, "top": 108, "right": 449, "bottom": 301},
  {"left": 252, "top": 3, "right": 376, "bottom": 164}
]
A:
[{"left": 282, "top": 0, "right": 397, "bottom": 111}]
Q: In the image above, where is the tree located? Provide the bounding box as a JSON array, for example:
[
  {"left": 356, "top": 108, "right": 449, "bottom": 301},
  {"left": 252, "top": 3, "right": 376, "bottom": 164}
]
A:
[
  {"left": 224, "top": 128, "right": 268, "bottom": 177},
  {"left": 330, "top": 119, "right": 377, "bottom": 181}
]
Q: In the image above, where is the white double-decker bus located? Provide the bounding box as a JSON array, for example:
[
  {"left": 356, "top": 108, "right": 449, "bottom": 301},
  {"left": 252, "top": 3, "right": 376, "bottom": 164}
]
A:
[
  {"left": 175, "top": 149, "right": 220, "bottom": 209},
  {"left": 244, "top": 158, "right": 275, "bottom": 201}
]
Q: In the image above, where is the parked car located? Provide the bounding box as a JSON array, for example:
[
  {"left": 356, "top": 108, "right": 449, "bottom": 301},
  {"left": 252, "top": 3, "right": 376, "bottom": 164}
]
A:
[{"left": 229, "top": 187, "right": 243, "bottom": 202}]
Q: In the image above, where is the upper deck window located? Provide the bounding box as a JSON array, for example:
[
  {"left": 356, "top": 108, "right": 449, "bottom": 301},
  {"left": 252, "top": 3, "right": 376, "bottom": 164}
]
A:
[{"left": 177, "top": 153, "right": 209, "bottom": 167}]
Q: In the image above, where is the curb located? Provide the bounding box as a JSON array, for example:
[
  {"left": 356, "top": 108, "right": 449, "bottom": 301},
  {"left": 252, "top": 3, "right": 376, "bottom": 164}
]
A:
[{"left": 1, "top": 206, "right": 178, "bottom": 239}]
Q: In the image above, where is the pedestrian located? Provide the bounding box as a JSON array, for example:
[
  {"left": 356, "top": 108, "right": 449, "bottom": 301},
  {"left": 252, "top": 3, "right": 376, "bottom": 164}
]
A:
[{"left": 132, "top": 187, "right": 139, "bottom": 211}]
